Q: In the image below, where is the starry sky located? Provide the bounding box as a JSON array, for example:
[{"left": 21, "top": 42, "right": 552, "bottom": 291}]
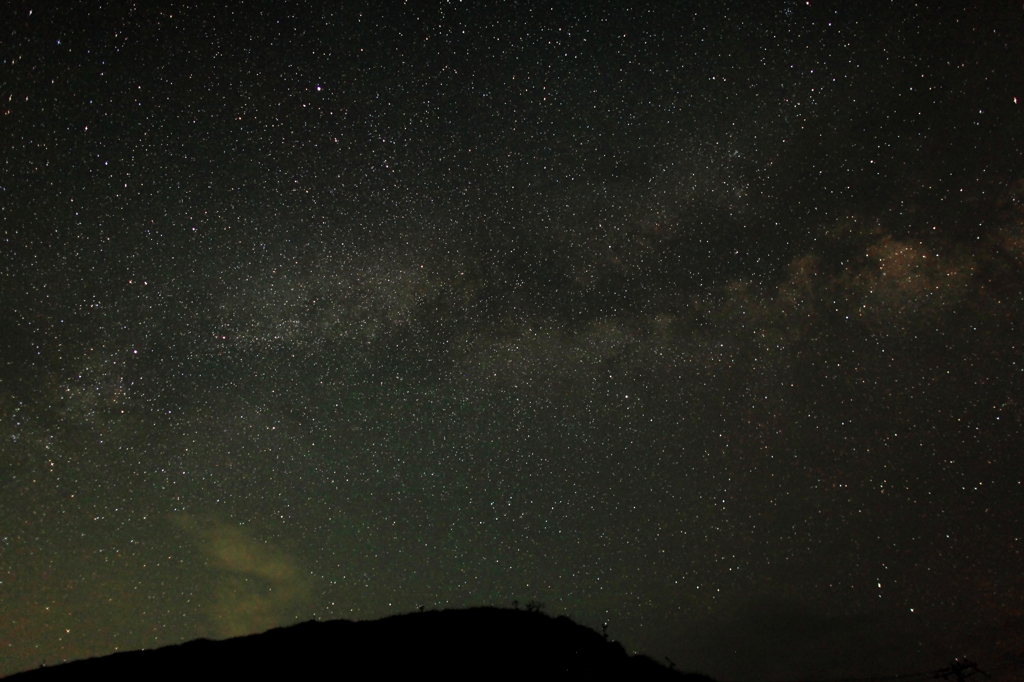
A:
[{"left": 2, "top": 1, "right": 1023, "bottom": 679}]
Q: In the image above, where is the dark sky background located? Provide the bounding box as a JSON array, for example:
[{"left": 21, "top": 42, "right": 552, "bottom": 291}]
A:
[{"left": 2, "top": 1, "right": 1023, "bottom": 679}]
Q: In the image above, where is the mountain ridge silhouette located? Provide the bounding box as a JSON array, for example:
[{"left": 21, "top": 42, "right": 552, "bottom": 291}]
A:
[{"left": 5, "top": 606, "right": 714, "bottom": 680}]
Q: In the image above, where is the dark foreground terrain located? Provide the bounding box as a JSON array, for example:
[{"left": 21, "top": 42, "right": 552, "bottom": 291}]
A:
[{"left": 6, "top": 607, "right": 712, "bottom": 680}]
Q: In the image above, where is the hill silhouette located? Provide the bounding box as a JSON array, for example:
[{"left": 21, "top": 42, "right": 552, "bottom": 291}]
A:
[{"left": 5, "top": 607, "right": 714, "bottom": 680}]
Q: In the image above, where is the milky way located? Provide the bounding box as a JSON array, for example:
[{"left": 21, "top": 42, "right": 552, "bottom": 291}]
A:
[{"left": 2, "top": 2, "right": 1023, "bottom": 679}]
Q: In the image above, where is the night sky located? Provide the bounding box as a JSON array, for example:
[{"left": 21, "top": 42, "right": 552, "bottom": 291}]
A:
[{"left": 2, "top": 1, "right": 1023, "bottom": 679}]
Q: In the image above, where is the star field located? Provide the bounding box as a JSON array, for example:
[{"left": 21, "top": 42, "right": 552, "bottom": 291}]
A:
[{"left": 2, "top": 2, "right": 1023, "bottom": 679}]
